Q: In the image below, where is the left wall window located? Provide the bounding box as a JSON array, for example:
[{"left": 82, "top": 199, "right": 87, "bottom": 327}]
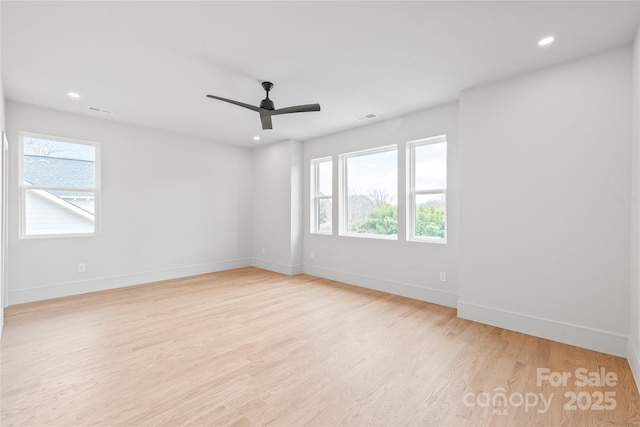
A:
[
  {"left": 311, "top": 157, "right": 332, "bottom": 234},
  {"left": 20, "top": 133, "right": 100, "bottom": 237}
]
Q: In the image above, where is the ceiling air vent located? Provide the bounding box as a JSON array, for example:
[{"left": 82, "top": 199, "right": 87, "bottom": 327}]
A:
[
  {"left": 355, "top": 113, "right": 376, "bottom": 121},
  {"left": 88, "top": 106, "right": 113, "bottom": 115}
]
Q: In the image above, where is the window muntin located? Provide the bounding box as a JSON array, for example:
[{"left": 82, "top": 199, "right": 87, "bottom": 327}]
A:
[
  {"left": 340, "top": 145, "right": 397, "bottom": 239},
  {"left": 311, "top": 157, "right": 332, "bottom": 233},
  {"left": 409, "top": 136, "right": 447, "bottom": 242},
  {"left": 20, "top": 133, "right": 100, "bottom": 237}
]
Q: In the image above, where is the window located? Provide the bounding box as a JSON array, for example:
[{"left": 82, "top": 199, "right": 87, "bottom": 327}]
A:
[
  {"left": 340, "top": 145, "right": 397, "bottom": 239},
  {"left": 408, "top": 135, "right": 447, "bottom": 242},
  {"left": 20, "top": 133, "right": 100, "bottom": 237},
  {"left": 311, "top": 157, "right": 333, "bottom": 234},
  {"left": 311, "top": 157, "right": 332, "bottom": 233}
]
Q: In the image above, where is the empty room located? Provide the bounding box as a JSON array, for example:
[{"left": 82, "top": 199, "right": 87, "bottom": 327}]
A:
[{"left": 1, "top": 1, "right": 640, "bottom": 425}]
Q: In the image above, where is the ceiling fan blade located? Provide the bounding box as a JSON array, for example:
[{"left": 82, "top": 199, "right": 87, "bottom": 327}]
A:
[
  {"left": 260, "top": 112, "right": 273, "bottom": 130},
  {"left": 271, "top": 104, "right": 321, "bottom": 116},
  {"left": 206, "top": 94, "right": 261, "bottom": 112}
]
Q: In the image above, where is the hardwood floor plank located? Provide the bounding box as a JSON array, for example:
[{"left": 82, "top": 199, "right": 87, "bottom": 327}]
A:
[{"left": 1, "top": 267, "right": 639, "bottom": 426}]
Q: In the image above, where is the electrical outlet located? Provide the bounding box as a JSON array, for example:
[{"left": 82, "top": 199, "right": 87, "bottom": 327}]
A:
[
  {"left": 78, "top": 263, "right": 86, "bottom": 273},
  {"left": 261, "top": 247, "right": 266, "bottom": 254},
  {"left": 439, "top": 272, "right": 446, "bottom": 282},
  {"left": 310, "top": 251, "right": 315, "bottom": 259}
]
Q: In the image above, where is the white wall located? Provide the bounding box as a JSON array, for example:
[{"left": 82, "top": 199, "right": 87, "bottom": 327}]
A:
[
  {"left": 251, "top": 139, "right": 303, "bottom": 275},
  {"left": 459, "top": 47, "right": 632, "bottom": 356},
  {"left": 0, "top": 2, "right": 6, "bottom": 331},
  {"left": 6, "top": 101, "right": 253, "bottom": 304},
  {"left": 629, "top": 21, "right": 640, "bottom": 382},
  {"left": 302, "top": 102, "right": 459, "bottom": 307}
]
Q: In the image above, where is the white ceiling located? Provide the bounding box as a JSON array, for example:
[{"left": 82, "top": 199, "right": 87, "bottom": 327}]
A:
[{"left": 2, "top": 1, "right": 639, "bottom": 147}]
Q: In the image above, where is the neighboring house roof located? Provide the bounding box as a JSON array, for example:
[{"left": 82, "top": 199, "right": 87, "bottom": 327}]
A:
[{"left": 24, "top": 154, "right": 95, "bottom": 189}]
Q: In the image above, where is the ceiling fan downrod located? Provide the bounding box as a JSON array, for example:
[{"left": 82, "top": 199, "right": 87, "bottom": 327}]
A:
[{"left": 260, "top": 82, "right": 274, "bottom": 110}]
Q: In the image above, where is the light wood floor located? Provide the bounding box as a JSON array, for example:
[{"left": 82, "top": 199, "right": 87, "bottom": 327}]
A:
[{"left": 1, "top": 267, "right": 639, "bottom": 426}]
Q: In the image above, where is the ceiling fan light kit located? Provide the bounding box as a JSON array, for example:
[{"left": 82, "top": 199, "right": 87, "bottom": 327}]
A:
[{"left": 206, "top": 81, "right": 321, "bottom": 130}]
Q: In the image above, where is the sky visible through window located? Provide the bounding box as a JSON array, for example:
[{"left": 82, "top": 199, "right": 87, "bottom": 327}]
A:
[
  {"left": 347, "top": 149, "right": 397, "bottom": 203},
  {"left": 24, "top": 137, "right": 95, "bottom": 162},
  {"left": 318, "top": 160, "right": 332, "bottom": 196},
  {"left": 415, "top": 142, "right": 446, "bottom": 190}
]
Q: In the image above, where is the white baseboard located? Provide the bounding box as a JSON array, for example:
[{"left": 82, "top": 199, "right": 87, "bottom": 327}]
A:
[
  {"left": 251, "top": 258, "right": 302, "bottom": 276},
  {"left": 458, "top": 300, "right": 628, "bottom": 357},
  {"left": 303, "top": 264, "right": 458, "bottom": 308},
  {"left": 628, "top": 339, "right": 640, "bottom": 390},
  {"left": 8, "top": 260, "right": 635, "bottom": 365},
  {"left": 8, "top": 258, "right": 252, "bottom": 305}
]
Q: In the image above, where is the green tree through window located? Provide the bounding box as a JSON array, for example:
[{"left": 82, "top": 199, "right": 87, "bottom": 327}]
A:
[{"left": 415, "top": 205, "right": 445, "bottom": 238}]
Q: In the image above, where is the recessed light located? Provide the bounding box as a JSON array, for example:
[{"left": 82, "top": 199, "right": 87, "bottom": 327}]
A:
[
  {"left": 253, "top": 136, "right": 261, "bottom": 141},
  {"left": 538, "top": 36, "right": 555, "bottom": 47},
  {"left": 68, "top": 92, "right": 80, "bottom": 99}
]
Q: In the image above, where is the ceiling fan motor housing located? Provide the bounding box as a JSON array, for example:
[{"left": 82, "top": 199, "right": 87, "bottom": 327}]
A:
[{"left": 260, "top": 98, "right": 275, "bottom": 110}]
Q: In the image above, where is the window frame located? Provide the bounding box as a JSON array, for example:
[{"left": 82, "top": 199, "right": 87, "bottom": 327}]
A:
[
  {"left": 19, "top": 132, "right": 101, "bottom": 239},
  {"left": 339, "top": 144, "right": 398, "bottom": 240},
  {"left": 408, "top": 135, "right": 447, "bottom": 244},
  {"left": 310, "top": 156, "right": 333, "bottom": 235}
]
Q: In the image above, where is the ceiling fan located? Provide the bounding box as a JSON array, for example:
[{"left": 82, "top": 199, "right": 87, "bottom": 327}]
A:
[{"left": 206, "top": 81, "right": 321, "bottom": 130}]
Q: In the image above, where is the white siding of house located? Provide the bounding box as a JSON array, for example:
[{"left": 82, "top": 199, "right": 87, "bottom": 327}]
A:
[{"left": 25, "top": 189, "right": 93, "bottom": 236}]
